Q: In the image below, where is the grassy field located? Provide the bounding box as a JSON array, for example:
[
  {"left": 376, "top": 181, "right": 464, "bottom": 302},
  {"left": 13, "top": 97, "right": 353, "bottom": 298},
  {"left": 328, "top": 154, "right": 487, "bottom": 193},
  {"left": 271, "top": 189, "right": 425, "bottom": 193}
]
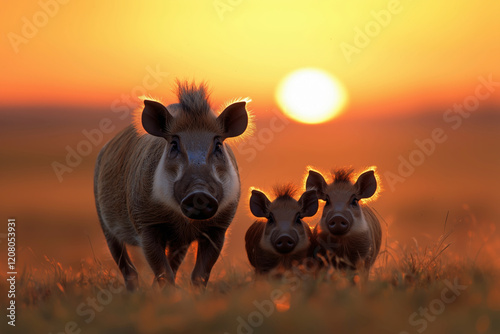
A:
[
  {"left": 1, "top": 110, "right": 499, "bottom": 333},
  {"left": 2, "top": 228, "right": 499, "bottom": 334}
]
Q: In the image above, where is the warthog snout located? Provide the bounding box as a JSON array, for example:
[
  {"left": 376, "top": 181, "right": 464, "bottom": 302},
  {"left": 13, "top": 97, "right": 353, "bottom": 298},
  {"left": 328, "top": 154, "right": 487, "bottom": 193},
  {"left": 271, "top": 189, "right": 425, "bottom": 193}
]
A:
[
  {"left": 181, "top": 191, "right": 219, "bottom": 220},
  {"left": 327, "top": 215, "right": 351, "bottom": 235},
  {"left": 273, "top": 234, "right": 297, "bottom": 254}
]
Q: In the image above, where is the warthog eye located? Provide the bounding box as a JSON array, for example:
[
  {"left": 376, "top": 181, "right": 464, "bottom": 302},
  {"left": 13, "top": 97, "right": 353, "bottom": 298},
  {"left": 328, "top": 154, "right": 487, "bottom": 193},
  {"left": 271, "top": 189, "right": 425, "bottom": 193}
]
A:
[
  {"left": 214, "top": 138, "right": 223, "bottom": 155},
  {"left": 169, "top": 137, "right": 180, "bottom": 158},
  {"left": 351, "top": 198, "right": 359, "bottom": 207}
]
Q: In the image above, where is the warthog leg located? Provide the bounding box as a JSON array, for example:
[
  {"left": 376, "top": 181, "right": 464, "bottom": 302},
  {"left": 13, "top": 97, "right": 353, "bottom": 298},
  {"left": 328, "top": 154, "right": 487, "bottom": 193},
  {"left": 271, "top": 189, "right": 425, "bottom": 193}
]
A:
[
  {"left": 191, "top": 229, "right": 225, "bottom": 287},
  {"left": 141, "top": 226, "right": 175, "bottom": 288},
  {"left": 167, "top": 242, "right": 189, "bottom": 280},
  {"left": 103, "top": 231, "right": 139, "bottom": 291}
]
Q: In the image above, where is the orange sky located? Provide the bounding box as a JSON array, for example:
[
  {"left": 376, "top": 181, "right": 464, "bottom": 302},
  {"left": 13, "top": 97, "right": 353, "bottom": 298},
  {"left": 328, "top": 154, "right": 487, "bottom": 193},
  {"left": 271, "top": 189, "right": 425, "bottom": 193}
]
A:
[{"left": 1, "top": 1, "right": 499, "bottom": 116}]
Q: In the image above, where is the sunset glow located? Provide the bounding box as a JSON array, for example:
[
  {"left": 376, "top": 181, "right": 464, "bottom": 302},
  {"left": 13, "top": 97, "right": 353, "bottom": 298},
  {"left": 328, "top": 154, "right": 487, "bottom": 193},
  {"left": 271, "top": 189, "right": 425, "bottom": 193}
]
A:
[
  {"left": 1, "top": 2, "right": 500, "bottom": 332},
  {"left": 276, "top": 69, "right": 347, "bottom": 124},
  {"left": 1, "top": 1, "right": 499, "bottom": 115}
]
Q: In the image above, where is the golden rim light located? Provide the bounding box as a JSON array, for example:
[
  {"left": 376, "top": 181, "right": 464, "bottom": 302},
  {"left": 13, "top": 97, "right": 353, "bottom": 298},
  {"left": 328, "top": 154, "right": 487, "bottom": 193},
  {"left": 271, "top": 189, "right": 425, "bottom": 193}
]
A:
[{"left": 276, "top": 68, "right": 348, "bottom": 124}]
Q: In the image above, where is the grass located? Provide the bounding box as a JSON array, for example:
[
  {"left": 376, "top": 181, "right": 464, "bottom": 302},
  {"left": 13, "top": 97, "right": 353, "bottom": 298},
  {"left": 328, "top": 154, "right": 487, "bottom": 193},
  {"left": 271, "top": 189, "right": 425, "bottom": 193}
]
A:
[
  {"left": 2, "top": 228, "right": 499, "bottom": 334},
  {"left": 2, "top": 104, "right": 499, "bottom": 334}
]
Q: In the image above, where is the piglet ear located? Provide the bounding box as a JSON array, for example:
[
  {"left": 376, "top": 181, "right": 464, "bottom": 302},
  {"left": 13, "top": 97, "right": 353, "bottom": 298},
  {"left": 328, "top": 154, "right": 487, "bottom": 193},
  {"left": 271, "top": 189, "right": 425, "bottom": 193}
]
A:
[
  {"left": 355, "top": 170, "right": 377, "bottom": 199},
  {"left": 217, "top": 101, "right": 248, "bottom": 139},
  {"left": 142, "top": 100, "right": 172, "bottom": 138},
  {"left": 249, "top": 190, "right": 271, "bottom": 218},
  {"left": 306, "top": 170, "right": 328, "bottom": 201},
  {"left": 298, "top": 190, "right": 319, "bottom": 218}
]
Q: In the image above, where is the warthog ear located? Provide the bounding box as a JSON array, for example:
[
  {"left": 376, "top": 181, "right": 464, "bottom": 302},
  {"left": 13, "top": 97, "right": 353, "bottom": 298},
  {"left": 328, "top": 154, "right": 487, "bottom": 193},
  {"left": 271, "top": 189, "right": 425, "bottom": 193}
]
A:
[
  {"left": 355, "top": 170, "right": 377, "bottom": 199},
  {"left": 306, "top": 170, "right": 328, "bottom": 201},
  {"left": 142, "top": 100, "right": 172, "bottom": 138},
  {"left": 217, "top": 101, "right": 248, "bottom": 139},
  {"left": 298, "top": 190, "right": 319, "bottom": 218},
  {"left": 249, "top": 190, "right": 271, "bottom": 218}
]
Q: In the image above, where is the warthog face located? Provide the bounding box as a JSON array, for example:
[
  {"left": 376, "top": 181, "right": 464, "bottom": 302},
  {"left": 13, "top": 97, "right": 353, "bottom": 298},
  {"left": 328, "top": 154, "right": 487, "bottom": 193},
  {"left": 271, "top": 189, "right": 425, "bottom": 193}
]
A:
[
  {"left": 250, "top": 188, "right": 318, "bottom": 254},
  {"left": 307, "top": 169, "right": 377, "bottom": 237},
  {"left": 143, "top": 99, "right": 248, "bottom": 220},
  {"left": 169, "top": 131, "right": 228, "bottom": 219}
]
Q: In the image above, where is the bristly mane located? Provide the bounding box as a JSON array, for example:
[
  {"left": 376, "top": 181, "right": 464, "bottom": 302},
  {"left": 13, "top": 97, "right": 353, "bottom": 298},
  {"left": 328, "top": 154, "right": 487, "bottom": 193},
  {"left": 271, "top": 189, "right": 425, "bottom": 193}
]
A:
[
  {"left": 133, "top": 80, "right": 249, "bottom": 137},
  {"left": 167, "top": 81, "right": 222, "bottom": 134},
  {"left": 176, "top": 80, "right": 212, "bottom": 117},
  {"left": 272, "top": 183, "right": 298, "bottom": 200},
  {"left": 331, "top": 168, "right": 355, "bottom": 183}
]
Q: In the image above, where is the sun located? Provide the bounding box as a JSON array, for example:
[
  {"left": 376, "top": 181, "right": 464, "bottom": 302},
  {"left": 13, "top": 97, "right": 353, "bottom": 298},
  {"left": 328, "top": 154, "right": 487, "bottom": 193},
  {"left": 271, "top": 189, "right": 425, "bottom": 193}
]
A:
[{"left": 276, "top": 68, "right": 348, "bottom": 124}]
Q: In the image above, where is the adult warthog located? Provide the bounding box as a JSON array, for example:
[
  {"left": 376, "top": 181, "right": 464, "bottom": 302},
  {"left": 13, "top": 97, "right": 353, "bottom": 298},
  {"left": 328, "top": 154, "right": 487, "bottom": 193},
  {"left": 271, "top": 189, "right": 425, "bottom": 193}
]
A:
[{"left": 94, "top": 81, "right": 249, "bottom": 290}]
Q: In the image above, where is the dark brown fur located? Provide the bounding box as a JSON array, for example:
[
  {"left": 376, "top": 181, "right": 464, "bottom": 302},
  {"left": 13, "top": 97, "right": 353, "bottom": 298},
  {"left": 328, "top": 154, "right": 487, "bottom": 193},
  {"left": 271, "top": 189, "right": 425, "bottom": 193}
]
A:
[
  {"left": 245, "top": 185, "right": 318, "bottom": 274},
  {"left": 307, "top": 168, "right": 382, "bottom": 271},
  {"left": 94, "top": 82, "right": 248, "bottom": 290}
]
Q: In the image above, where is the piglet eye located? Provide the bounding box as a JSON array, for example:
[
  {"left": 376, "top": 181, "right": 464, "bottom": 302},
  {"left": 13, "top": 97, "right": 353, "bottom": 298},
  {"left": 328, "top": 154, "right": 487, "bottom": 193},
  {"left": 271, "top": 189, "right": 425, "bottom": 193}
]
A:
[
  {"left": 295, "top": 215, "right": 302, "bottom": 224},
  {"left": 215, "top": 142, "right": 223, "bottom": 152},
  {"left": 325, "top": 196, "right": 331, "bottom": 206},
  {"left": 351, "top": 198, "right": 359, "bottom": 207},
  {"left": 169, "top": 137, "right": 180, "bottom": 158},
  {"left": 267, "top": 213, "right": 275, "bottom": 224}
]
